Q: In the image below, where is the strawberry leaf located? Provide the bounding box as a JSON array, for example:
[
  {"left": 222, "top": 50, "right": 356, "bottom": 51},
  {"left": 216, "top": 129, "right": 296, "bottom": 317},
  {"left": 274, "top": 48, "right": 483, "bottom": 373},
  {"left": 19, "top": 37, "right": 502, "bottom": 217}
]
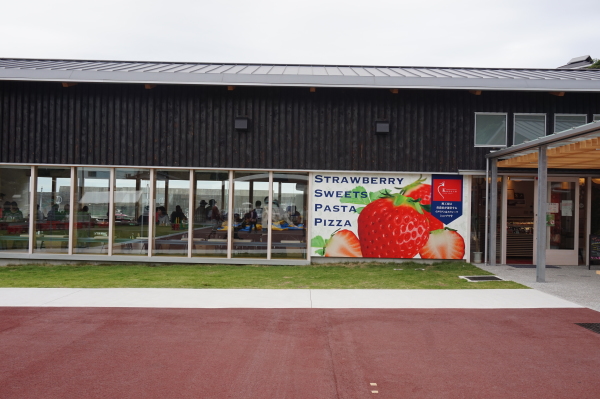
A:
[
  {"left": 369, "top": 188, "right": 391, "bottom": 202},
  {"left": 421, "top": 204, "right": 431, "bottom": 213},
  {"left": 311, "top": 236, "right": 326, "bottom": 248},
  {"left": 315, "top": 248, "right": 325, "bottom": 256},
  {"left": 355, "top": 206, "right": 364, "bottom": 214},
  {"left": 339, "top": 186, "right": 371, "bottom": 205}
]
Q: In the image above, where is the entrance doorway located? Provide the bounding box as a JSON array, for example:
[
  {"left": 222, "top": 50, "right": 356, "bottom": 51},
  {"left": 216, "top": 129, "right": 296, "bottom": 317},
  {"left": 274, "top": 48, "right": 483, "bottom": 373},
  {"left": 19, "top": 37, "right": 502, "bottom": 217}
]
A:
[
  {"left": 505, "top": 177, "right": 535, "bottom": 264},
  {"left": 533, "top": 177, "right": 580, "bottom": 266}
]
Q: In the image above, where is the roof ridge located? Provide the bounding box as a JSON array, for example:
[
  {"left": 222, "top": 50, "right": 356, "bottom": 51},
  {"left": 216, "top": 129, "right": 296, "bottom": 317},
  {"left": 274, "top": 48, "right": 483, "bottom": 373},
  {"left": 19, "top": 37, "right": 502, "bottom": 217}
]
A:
[{"left": 1, "top": 57, "right": 599, "bottom": 72}]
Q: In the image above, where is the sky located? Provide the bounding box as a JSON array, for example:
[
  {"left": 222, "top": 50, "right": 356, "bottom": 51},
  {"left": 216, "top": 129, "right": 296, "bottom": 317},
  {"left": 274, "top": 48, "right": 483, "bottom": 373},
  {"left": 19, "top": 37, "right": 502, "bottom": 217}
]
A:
[{"left": 0, "top": 0, "right": 598, "bottom": 69}]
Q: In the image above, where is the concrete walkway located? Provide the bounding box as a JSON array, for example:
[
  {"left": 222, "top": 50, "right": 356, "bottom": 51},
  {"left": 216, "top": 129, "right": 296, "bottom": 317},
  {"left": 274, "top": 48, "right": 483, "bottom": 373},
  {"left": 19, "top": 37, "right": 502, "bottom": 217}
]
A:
[
  {"left": 0, "top": 287, "right": 583, "bottom": 309},
  {"left": 479, "top": 264, "right": 600, "bottom": 312}
]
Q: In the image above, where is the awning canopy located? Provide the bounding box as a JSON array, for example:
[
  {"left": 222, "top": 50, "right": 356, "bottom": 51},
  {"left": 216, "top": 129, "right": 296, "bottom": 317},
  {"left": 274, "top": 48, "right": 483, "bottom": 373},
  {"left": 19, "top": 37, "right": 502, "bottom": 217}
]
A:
[
  {"left": 485, "top": 120, "right": 600, "bottom": 282},
  {"left": 487, "top": 121, "right": 600, "bottom": 169}
]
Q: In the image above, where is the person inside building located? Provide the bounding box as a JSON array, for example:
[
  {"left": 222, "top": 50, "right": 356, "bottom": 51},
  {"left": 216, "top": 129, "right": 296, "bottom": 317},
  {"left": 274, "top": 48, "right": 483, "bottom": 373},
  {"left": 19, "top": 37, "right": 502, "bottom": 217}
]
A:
[
  {"left": 195, "top": 199, "right": 207, "bottom": 223},
  {"left": 157, "top": 206, "right": 170, "bottom": 225},
  {"left": 46, "top": 203, "right": 59, "bottom": 221},
  {"left": 247, "top": 206, "right": 258, "bottom": 233},
  {"left": 2, "top": 201, "right": 12, "bottom": 220},
  {"left": 6, "top": 201, "right": 24, "bottom": 222},
  {"left": 170, "top": 205, "right": 188, "bottom": 225},
  {"left": 61, "top": 204, "right": 71, "bottom": 221},
  {"left": 262, "top": 197, "right": 293, "bottom": 226},
  {"left": 208, "top": 199, "right": 222, "bottom": 229},
  {"left": 286, "top": 206, "right": 302, "bottom": 225}
]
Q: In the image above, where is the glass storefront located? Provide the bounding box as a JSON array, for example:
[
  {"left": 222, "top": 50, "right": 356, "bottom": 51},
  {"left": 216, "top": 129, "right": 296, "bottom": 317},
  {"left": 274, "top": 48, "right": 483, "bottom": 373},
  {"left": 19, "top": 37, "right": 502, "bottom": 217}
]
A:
[
  {"left": 271, "top": 173, "right": 308, "bottom": 259},
  {"left": 113, "top": 168, "right": 151, "bottom": 256},
  {"left": 154, "top": 170, "right": 190, "bottom": 257},
  {"left": 36, "top": 167, "right": 72, "bottom": 254},
  {"left": 0, "top": 167, "right": 31, "bottom": 252},
  {"left": 232, "top": 172, "right": 268, "bottom": 259},
  {"left": 73, "top": 167, "right": 110, "bottom": 255},
  {"left": 192, "top": 171, "right": 229, "bottom": 258}
]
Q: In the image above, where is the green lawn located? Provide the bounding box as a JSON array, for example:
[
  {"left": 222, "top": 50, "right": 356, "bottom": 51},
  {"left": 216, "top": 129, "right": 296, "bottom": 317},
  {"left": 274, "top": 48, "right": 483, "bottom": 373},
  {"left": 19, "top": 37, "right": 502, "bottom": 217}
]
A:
[{"left": 0, "top": 262, "right": 526, "bottom": 289}]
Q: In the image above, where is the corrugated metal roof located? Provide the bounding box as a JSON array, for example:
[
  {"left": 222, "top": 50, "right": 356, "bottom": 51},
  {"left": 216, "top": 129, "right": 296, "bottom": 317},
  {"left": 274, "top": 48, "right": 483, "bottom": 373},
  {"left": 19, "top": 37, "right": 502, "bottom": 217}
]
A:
[{"left": 1, "top": 58, "right": 600, "bottom": 91}]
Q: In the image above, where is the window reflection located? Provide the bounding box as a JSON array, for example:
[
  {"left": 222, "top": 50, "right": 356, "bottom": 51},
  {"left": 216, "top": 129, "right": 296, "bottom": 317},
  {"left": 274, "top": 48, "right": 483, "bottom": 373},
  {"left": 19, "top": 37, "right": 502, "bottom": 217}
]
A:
[
  {"left": 154, "top": 170, "right": 190, "bottom": 256},
  {"left": 232, "top": 172, "right": 269, "bottom": 258},
  {"left": 35, "top": 167, "right": 72, "bottom": 254},
  {"left": 73, "top": 168, "right": 110, "bottom": 254},
  {"left": 0, "top": 167, "right": 31, "bottom": 253},
  {"left": 112, "top": 169, "right": 151, "bottom": 256},
  {"left": 192, "top": 171, "right": 229, "bottom": 257},
  {"left": 270, "top": 173, "right": 308, "bottom": 259}
]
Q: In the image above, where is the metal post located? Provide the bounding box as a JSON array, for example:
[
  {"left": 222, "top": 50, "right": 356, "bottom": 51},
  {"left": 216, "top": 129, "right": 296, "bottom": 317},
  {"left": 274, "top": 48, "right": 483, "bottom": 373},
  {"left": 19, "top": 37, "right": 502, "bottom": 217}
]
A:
[
  {"left": 484, "top": 158, "right": 489, "bottom": 264},
  {"left": 536, "top": 145, "right": 548, "bottom": 282},
  {"left": 489, "top": 158, "right": 498, "bottom": 266}
]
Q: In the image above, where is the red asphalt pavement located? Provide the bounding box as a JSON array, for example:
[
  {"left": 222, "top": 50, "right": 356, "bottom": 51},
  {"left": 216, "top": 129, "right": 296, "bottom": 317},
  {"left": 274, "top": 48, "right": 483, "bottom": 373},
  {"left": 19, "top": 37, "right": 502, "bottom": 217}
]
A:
[{"left": 1, "top": 307, "right": 600, "bottom": 399}]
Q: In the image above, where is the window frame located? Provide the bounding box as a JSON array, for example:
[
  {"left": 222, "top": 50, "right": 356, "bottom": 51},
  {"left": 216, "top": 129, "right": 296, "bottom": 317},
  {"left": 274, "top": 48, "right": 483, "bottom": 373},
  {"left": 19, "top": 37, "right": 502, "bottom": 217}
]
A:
[
  {"left": 513, "top": 113, "right": 546, "bottom": 146},
  {"left": 474, "top": 112, "right": 508, "bottom": 148},
  {"left": 554, "top": 113, "right": 588, "bottom": 133}
]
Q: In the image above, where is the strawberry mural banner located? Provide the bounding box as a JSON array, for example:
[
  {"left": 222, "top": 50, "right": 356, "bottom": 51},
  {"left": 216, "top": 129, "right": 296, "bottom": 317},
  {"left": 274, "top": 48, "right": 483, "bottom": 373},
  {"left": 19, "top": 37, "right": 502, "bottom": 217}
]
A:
[{"left": 310, "top": 173, "right": 468, "bottom": 260}]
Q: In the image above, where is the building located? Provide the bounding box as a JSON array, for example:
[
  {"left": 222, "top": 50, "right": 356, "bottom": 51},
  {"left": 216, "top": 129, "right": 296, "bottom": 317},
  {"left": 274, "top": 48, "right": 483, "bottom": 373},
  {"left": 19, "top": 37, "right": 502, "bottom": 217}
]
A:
[{"left": 0, "top": 58, "right": 599, "bottom": 270}]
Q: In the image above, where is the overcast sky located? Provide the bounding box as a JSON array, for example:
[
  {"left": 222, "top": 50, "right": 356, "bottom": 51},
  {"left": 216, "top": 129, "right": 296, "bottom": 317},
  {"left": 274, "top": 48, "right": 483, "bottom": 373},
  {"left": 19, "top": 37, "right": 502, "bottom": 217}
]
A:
[{"left": 1, "top": 0, "right": 598, "bottom": 69}]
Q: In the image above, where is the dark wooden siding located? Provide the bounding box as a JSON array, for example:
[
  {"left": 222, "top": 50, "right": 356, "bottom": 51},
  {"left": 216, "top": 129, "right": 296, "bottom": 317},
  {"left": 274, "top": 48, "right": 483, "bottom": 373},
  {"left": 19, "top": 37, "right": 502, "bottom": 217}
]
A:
[{"left": 1, "top": 81, "right": 599, "bottom": 172}]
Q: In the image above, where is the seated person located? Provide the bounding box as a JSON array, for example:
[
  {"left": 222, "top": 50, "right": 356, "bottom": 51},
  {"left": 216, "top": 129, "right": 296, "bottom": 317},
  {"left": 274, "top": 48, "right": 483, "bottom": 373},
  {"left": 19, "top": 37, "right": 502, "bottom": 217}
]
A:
[{"left": 170, "top": 205, "right": 188, "bottom": 224}]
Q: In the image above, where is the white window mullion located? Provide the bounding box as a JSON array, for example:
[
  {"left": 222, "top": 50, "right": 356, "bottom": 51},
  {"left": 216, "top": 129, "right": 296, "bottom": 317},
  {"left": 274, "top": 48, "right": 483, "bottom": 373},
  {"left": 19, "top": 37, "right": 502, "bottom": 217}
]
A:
[
  {"left": 188, "top": 169, "right": 194, "bottom": 258},
  {"left": 68, "top": 167, "right": 76, "bottom": 255},
  {"left": 28, "top": 166, "right": 37, "bottom": 254},
  {"left": 306, "top": 172, "right": 313, "bottom": 262},
  {"left": 148, "top": 169, "right": 155, "bottom": 257},
  {"left": 108, "top": 168, "right": 115, "bottom": 256},
  {"left": 227, "top": 170, "right": 234, "bottom": 259},
  {"left": 267, "top": 172, "right": 273, "bottom": 260}
]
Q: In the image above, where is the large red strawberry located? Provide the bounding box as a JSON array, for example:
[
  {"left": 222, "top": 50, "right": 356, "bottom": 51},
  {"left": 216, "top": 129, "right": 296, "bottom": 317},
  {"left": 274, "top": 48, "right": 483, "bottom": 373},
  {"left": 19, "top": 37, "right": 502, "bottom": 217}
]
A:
[
  {"left": 324, "top": 229, "right": 363, "bottom": 257},
  {"left": 357, "top": 194, "right": 429, "bottom": 258},
  {"left": 419, "top": 228, "right": 465, "bottom": 259},
  {"left": 401, "top": 176, "right": 444, "bottom": 231}
]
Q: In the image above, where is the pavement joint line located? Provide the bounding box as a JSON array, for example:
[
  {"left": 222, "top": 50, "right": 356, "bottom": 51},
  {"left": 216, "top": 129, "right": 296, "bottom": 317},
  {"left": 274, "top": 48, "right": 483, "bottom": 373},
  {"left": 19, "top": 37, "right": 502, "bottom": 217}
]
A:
[{"left": 41, "top": 288, "right": 84, "bottom": 306}]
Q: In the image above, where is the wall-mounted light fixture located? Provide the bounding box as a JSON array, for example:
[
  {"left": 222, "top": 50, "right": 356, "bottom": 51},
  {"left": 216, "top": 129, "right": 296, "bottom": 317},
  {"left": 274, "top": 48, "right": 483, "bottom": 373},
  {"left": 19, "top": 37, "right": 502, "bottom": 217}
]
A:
[
  {"left": 235, "top": 117, "right": 250, "bottom": 131},
  {"left": 375, "top": 121, "right": 390, "bottom": 134}
]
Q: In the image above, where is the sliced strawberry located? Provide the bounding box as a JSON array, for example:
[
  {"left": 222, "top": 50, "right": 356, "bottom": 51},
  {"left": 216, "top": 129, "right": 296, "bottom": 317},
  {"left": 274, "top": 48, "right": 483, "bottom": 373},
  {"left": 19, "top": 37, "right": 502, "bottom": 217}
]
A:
[
  {"left": 419, "top": 228, "right": 465, "bottom": 259},
  {"left": 324, "top": 229, "right": 363, "bottom": 257}
]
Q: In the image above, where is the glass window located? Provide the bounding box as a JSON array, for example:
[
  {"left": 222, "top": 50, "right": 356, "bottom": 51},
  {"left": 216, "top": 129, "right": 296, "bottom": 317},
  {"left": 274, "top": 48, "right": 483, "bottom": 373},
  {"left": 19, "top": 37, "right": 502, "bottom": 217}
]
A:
[
  {"left": 475, "top": 113, "right": 507, "bottom": 147},
  {"left": 73, "top": 168, "right": 110, "bottom": 255},
  {"left": 154, "top": 170, "right": 190, "bottom": 257},
  {"left": 112, "top": 169, "right": 151, "bottom": 256},
  {"left": 36, "top": 167, "right": 72, "bottom": 254},
  {"left": 270, "top": 173, "right": 308, "bottom": 259},
  {"left": 554, "top": 114, "right": 587, "bottom": 133},
  {"left": 594, "top": 114, "right": 600, "bottom": 122},
  {"left": 192, "top": 171, "right": 229, "bottom": 258},
  {"left": 513, "top": 114, "right": 545, "bottom": 145},
  {"left": 0, "top": 167, "right": 31, "bottom": 253},
  {"left": 232, "top": 172, "right": 269, "bottom": 259}
]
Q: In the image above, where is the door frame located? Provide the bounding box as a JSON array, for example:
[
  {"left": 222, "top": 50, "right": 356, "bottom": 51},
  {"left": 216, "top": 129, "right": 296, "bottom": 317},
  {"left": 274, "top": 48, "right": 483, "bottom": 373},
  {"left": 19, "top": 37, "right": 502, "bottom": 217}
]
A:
[{"left": 533, "top": 176, "right": 580, "bottom": 266}]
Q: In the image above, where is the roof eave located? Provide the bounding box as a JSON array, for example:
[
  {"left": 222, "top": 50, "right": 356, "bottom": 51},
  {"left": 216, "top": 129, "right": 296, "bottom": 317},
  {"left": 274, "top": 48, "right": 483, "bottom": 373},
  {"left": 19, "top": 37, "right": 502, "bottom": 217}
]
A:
[{"left": 1, "top": 69, "right": 600, "bottom": 92}]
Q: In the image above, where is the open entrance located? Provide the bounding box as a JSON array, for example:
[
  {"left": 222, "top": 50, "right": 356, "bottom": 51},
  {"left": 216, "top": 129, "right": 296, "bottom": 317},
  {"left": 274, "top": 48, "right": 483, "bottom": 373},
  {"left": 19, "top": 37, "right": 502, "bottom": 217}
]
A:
[
  {"left": 505, "top": 177, "right": 535, "bottom": 264},
  {"left": 502, "top": 176, "right": 587, "bottom": 266}
]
